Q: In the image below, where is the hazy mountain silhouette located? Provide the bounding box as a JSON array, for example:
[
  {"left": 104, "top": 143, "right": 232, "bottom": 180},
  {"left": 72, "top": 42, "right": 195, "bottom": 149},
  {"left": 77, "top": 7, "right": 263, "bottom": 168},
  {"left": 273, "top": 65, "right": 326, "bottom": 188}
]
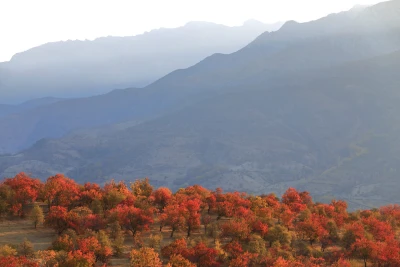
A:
[
  {"left": 0, "top": 97, "right": 66, "bottom": 117},
  {"left": 2, "top": 48, "right": 400, "bottom": 208},
  {"left": 1, "top": 0, "right": 400, "bottom": 208},
  {"left": 0, "top": 21, "right": 282, "bottom": 104},
  {"left": 0, "top": 1, "right": 397, "bottom": 154}
]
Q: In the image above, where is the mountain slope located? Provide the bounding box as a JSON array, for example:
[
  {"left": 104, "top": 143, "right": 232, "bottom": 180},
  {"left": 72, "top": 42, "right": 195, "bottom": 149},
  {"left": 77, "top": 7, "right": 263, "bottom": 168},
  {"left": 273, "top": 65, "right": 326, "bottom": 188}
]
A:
[
  {"left": 0, "top": 104, "right": 13, "bottom": 117},
  {"left": 0, "top": 21, "right": 282, "bottom": 103},
  {"left": 2, "top": 48, "right": 400, "bottom": 210},
  {"left": 0, "top": 1, "right": 398, "bottom": 154},
  {"left": 0, "top": 97, "right": 66, "bottom": 118}
]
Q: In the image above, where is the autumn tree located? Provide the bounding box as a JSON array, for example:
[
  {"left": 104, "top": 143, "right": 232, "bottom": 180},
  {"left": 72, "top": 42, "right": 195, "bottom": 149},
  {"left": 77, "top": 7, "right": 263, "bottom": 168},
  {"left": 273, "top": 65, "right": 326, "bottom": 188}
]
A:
[
  {"left": 330, "top": 199, "right": 348, "bottom": 227},
  {"left": 41, "top": 174, "right": 80, "bottom": 209},
  {"left": 77, "top": 234, "right": 112, "bottom": 263},
  {"left": 67, "top": 206, "right": 93, "bottom": 234},
  {"left": 29, "top": 203, "right": 44, "bottom": 229},
  {"left": 161, "top": 203, "right": 186, "bottom": 238},
  {"left": 0, "top": 184, "right": 13, "bottom": 218},
  {"left": 35, "top": 250, "right": 58, "bottom": 267},
  {"left": 281, "top": 188, "right": 306, "bottom": 214},
  {"left": 45, "top": 206, "right": 69, "bottom": 235},
  {"left": 350, "top": 238, "right": 379, "bottom": 267},
  {"left": 0, "top": 256, "right": 39, "bottom": 267},
  {"left": 147, "top": 233, "right": 163, "bottom": 250},
  {"left": 182, "top": 198, "right": 202, "bottom": 237},
  {"left": 0, "top": 245, "right": 17, "bottom": 257},
  {"left": 64, "top": 250, "right": 96, "bottom": 267},
  {"left": 79, "top": 182, "right": 103, "bottom": 207},
  {"left": 2, "top": 172, "right": 41, "bottom": 216},
  {"left": 131, "top": 178, "right": 153, "bottom": 199},
  {"left": 253, "top": 219, "right": 269, "bottom": 238},
  {"left": 161, "top": 238, "right": 188, "bottom": 259},
  {"left": 51, "top": 234, "right": 75, "bottom": 252},
  {"left": 362, "top": 216, "right": 394, "bottom": 242},
  {"left": 17, "top": 239, "right": 34, "bottom": 257},
  {"left": 130, "top": 247, "right": 162, "bottom": 267},
  {"left": 202, "top": 212, "right": 212, "bottom": 234},
  {"left": 295, "top": 214, "right": 327, "bottom": 246},
  {"left": 152, "top": 187, "right": 172, "bottom": 212},
  {"left": 223, "top": 241, "right": 243, "bottom": 260},
  {"left": 111, "top": 204, "right": 153, "bottom": 238},
  {"left": 229, "top": 252, "right": 257, "bottom": 267},
  {"left": 342, "top": 222, "right": 365, "bottom": 249},
  {"left": 102, "top": 180, "right": 132, "bottom": 210},
  {"left": 108, "top": 221, "right": 125, "bottom": 256},
  {"left": 185, "top": 242, "right": 220, "bottom": 267},
  {"left": 220, "top": 218, "right": 251, "bottom": 241},
  {"left": 265, "top": 225, "right": 291, "bottom": 247},
  {"left": 167, "top": 254, "right": 196, "bottom": 267}
]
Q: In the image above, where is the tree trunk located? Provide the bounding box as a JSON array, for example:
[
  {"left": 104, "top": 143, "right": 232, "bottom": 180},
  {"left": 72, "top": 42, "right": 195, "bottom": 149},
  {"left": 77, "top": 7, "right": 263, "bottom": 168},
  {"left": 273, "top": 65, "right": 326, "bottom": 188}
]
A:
[
  {"left": 364, "top": 258, "right": 367, "bottom": 267},
  {"left": 187, "top": 226, "right": 191, "bottom": 237},
  {"left": 171, "top": 228, "right": 175, "bottom": 238}
]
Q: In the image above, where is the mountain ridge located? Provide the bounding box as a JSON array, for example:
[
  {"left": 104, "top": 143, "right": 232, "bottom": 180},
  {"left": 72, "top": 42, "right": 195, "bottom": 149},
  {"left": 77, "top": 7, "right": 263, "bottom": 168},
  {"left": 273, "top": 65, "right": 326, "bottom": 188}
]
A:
[
  {"left": 0, "top": 1, "right": 399, "bottom": 154},
  {"left": 0, "top": 21, "right": 283, "bottom": 104}
]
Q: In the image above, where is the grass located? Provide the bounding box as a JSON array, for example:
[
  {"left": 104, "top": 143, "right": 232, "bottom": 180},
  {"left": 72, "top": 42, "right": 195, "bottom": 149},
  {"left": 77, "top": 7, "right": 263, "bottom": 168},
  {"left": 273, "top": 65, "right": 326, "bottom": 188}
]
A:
[{"left": 0, "top": 219, "right": 55, "bottom": 251}]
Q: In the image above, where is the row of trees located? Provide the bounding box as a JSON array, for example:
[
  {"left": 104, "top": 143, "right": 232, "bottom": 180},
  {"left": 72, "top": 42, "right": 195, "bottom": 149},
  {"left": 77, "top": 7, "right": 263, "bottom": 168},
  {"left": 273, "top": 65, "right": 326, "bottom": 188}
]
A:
[{"left": 1, "top": 172, "right": 400, "bottom": 266}]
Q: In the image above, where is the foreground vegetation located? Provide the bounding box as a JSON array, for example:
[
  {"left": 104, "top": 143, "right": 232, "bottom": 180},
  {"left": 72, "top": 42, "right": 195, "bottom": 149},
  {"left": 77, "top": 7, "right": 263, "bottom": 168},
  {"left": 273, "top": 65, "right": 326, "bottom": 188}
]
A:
[{"left": 1, "top": 173, "right": 400, "bottom": 266}]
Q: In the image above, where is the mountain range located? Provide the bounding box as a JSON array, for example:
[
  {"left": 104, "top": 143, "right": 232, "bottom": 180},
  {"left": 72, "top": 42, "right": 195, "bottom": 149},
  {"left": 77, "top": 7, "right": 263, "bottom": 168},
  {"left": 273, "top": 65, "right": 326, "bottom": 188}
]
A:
[
  {"left": 1, "top": 1, "right": 400, "bottom": 209},
  {"left": 0, "top": 20, "right": 282, "bottom": 104}
]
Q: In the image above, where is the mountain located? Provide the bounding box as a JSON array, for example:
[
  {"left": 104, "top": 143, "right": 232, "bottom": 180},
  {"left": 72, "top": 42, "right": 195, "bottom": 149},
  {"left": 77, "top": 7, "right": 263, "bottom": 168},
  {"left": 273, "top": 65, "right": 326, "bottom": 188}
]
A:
[
  {"left": 1, "top": 0, "right": 400, "bottom": 208},
  {"left": 2, "top": 48, "right": 400, "bottom": 209},
  {"left": 0, "top": 104, "right": 13, "bottom": 117},
  {"left": 0, "top": 97, "right": 66, "bottom": 118},
  {"left": 0, "top": 21, "right": 283, "bottom": 104},
  {"left": 0, "top": 2, "right": 398, "bottom": 154}
]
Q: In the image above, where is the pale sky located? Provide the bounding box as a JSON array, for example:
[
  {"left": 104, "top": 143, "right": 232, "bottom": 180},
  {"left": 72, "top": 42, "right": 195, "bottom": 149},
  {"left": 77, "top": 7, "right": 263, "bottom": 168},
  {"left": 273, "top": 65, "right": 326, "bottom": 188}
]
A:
[{"left": 0, "top": 0, "right": 384, "bottom": 62}]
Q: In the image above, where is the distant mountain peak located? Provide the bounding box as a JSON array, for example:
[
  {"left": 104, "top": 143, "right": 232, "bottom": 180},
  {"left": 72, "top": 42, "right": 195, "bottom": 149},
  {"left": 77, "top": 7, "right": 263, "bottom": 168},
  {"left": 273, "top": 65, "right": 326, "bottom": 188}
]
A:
[
  {"left": 279, "top": 20, "right": 299, "bottom": 31},
  {"left": 350, "top": 4, "right": 368, "bottom": 10}
]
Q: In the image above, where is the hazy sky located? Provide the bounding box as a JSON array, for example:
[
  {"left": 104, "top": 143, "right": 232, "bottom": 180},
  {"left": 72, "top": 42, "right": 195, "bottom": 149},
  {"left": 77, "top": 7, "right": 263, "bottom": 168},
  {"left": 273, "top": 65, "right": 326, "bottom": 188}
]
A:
[{"left": 0, "top": 0, "right": 384, "bottom": 62}]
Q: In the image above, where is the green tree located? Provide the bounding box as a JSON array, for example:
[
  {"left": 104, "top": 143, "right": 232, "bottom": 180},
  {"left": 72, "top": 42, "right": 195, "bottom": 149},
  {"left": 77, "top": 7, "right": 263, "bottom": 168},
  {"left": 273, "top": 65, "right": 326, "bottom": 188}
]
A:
[
  {"left": 265, "top": 225, "right": 291, "bottom": 247},
  {"left": 0, "top": 245, "right": 17, "bottom": 257},
  {"left": 131, "top": 178, "right": 153, "bottom": 198},
  {"left": 18, "top": 239, "right": 34, "bottom": 257},
  {"left": 29, "top": 203, "right": 44, "bottom": 229}
]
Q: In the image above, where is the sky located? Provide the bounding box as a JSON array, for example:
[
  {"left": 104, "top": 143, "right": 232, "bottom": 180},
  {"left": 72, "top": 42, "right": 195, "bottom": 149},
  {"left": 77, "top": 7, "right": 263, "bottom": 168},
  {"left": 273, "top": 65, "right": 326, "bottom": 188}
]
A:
[{"left": 0, "top": 0, "right": 384, "bottom": 62}]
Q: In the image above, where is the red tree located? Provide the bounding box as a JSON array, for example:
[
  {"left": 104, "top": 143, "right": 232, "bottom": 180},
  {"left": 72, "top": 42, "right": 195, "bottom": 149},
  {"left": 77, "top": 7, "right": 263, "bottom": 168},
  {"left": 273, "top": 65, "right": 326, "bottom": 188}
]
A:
[
  {"left": 161, "top": 238, "right": 188, "bottom": 259},
  {"left": 45, "top": 205, "right": 69, "bottom": 235},
  {"left": 111, "top": 204, "right": 153, "bottom": 237},
  {"left": 152, "top": 187, "right": 172, "bottom": 212},
  {"left": 2, "top": 172, "right": 41, "bottom": 216},
  {"left": 182, "top": 198, "right": 202, "bottom": 237},
  {"left": 41, "top": 174, "right": 80, "bottom": 209},
  {"left": 0, "top": 256, "right": 39, "bottom": 267},
  {"left": 161, "top": 203, "right": 186, "bottom": 238}
]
